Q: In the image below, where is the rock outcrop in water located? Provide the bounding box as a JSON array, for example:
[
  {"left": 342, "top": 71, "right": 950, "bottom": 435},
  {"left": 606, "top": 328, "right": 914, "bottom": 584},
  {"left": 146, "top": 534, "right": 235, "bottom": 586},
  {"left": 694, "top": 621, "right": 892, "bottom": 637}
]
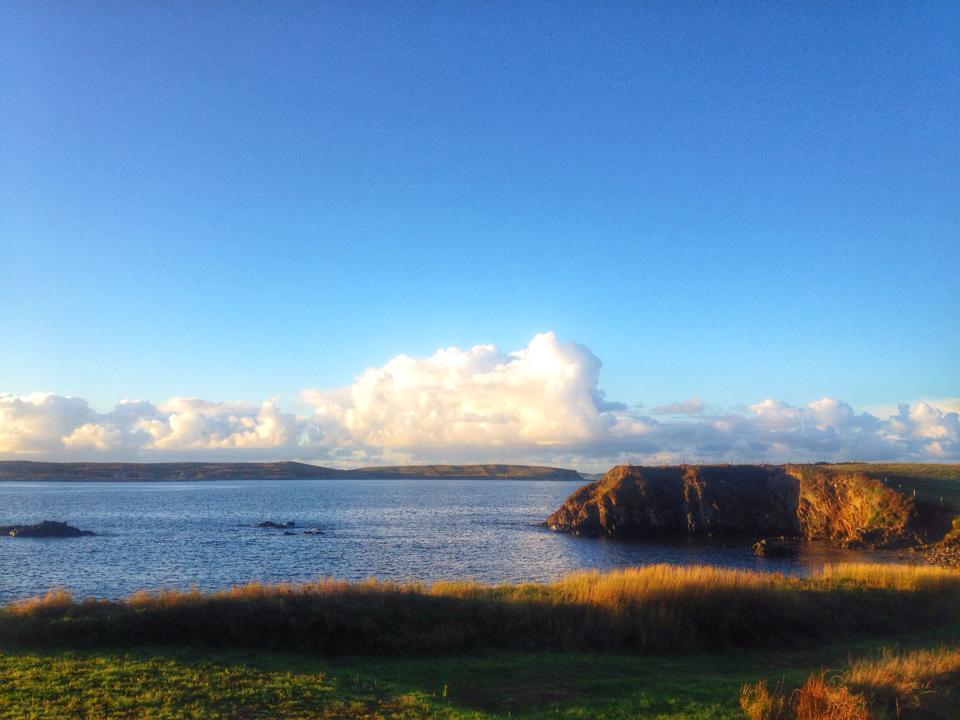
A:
[
  {"left": 0, "top": 520, "right": 95, "bottom": 538},
  {"left": 547, "top": 464, "right": 929, "bottom": 548}
]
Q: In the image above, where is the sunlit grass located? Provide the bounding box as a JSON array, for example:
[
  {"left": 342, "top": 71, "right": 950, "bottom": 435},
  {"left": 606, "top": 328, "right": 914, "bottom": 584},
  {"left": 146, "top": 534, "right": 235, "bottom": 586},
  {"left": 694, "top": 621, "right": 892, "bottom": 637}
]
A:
[
  {"left": 3, "top": 563, "right": 959, "bottom": 655},
  {"left": 5, "top": 629, "right": 960, "bottom": 720},
  {"left": 817, "top": 561, "right": 960, "bottom": 590},
  {"left": 741, "top": 643, "right": 960, "bottom": 719},
  {"left": 831, "top": 462, "right": 960, "bottom": 512}
]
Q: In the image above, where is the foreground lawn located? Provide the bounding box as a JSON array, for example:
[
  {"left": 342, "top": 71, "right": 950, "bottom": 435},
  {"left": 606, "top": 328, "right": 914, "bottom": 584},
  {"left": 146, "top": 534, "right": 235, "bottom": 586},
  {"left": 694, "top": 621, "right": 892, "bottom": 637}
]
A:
[{"left": 3, "top": 628, "right": 959, "bottom": 719}]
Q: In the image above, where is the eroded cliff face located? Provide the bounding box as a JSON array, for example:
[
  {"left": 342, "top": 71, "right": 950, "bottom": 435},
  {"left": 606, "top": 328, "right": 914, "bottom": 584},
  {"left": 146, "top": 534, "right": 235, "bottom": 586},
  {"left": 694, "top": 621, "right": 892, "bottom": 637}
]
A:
[
  {"left": 546, "top": 465, "right": 799, "bottom": 538},
  {"left": 547, "top": 464, "right": 927, "bottom": 547},
  {"left": 787, "top": 466, "right": 919, "bottom": 547},
  {"left": 545, "top": 466, "right": 686, "bottom": 536}
]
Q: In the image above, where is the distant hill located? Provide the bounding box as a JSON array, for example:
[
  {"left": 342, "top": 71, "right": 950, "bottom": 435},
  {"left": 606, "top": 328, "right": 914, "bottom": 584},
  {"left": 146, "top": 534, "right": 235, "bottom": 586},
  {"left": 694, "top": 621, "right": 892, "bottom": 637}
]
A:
[
  {"left": 347, "top": 464, "right": 582, "bottom": 480},
  {"left": 0, "top": 461, "right": 583, "bottom": 483}
]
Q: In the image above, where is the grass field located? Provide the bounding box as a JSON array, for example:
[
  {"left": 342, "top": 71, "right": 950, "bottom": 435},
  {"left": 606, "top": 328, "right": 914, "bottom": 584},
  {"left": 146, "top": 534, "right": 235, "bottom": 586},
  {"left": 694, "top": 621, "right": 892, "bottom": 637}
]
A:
[
  {"left": 3, "top": 628, "right": 959, "bottom": 719},
  {"left": 4, "top": 563, "right": 960, "bottom": 718},
  {"left": 833, "top": 463, "right": 960, "bottom": 512}
]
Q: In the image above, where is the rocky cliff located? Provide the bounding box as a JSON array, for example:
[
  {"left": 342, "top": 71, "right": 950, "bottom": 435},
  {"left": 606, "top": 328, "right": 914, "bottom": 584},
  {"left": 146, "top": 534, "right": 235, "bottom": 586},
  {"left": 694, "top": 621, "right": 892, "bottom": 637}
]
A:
[
  {"left": 547, "top": 464, "right": 935, "bottom": 548},
  {"left": 789, "top": 465, "right": 918, "bottom": 547}
]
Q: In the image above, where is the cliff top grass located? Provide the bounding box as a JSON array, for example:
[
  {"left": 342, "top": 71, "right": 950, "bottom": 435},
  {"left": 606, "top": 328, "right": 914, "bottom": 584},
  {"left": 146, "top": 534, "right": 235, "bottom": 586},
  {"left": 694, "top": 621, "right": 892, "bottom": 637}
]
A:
[
  {"left": 3, "top": 563, "right": 960, "bottom": 656},
  {"left": 828, "top": 462, "right": 960, "bottom": 511}
]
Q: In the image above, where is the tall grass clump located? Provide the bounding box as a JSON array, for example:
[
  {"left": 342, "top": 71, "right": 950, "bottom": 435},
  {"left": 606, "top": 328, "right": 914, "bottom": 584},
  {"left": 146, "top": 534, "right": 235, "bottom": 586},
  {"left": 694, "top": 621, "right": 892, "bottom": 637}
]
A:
[
  {"left": 1, "top": 563, "right": 959, "bottom": 655},
  {"left": 742, "top": 644, "right": 960, "bottom": 719},
  {"left": 740, "top": 678, "right": 790, "bottom": 720},
  {"left": 741, "top": 673, "right": 870, "bottom": 720},
  {"left": 846, "top": 646, "right": 960, "bottom": 717}
]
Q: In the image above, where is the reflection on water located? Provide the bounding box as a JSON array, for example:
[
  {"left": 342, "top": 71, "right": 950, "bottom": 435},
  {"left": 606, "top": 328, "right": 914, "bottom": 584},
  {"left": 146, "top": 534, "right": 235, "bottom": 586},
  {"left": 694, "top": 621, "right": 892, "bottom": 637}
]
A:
[{"left": 0, "top": 479, "right": 902, "bottom": 602}]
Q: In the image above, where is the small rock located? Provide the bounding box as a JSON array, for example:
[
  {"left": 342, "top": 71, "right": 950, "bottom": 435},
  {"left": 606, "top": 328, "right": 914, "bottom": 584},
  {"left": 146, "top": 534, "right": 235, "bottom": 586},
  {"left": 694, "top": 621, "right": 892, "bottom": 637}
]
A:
[
  {"left": 753, "top": 538, "right": 798, "bottom": 558},
  {"left": 0, "top": 520, "right": 95, "bottom": 538},
  {"left": 256, "top": 521, "right": 295, "bottom": 529}
]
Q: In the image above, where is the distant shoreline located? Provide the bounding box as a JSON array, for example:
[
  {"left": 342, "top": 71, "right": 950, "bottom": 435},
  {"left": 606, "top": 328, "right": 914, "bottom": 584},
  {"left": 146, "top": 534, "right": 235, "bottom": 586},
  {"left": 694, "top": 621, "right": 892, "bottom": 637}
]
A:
[{"left": 0, "top": 461, "right": 584, "bottom": 483}]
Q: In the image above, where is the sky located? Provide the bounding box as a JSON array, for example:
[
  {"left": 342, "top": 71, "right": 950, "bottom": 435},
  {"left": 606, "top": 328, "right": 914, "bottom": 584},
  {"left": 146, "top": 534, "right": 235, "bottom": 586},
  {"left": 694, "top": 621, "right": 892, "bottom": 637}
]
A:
[{"left": 1, "top": 1, "right": 957, "bottom": 469}]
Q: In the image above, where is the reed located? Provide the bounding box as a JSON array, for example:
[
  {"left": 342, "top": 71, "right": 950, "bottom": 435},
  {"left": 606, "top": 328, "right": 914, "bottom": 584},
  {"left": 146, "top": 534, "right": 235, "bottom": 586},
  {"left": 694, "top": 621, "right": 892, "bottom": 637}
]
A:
[{"left": 2, "top": 563, "right": 958, "bottom": 655}]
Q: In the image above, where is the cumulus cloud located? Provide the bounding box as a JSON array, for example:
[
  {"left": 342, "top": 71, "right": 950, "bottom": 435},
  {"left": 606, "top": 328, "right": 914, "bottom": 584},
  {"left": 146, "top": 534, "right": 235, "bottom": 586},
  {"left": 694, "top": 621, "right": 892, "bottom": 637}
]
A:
[
  {"left": 1, "top": 395, "right": 308, "bottom": 461},
  {"left": 303, "top": 332, "right": 608, "bottom": 448},
  {"left": 0, "top": 393, "right": 95, "bottom": 454},
  {"left": 1, "top": 333, "right": 958, "bottom": 468}
]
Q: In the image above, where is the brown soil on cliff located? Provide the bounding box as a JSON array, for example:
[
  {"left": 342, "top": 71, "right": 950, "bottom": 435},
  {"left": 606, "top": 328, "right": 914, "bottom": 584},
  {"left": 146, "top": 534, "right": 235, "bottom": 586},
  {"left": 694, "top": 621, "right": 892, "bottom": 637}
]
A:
[{"left": 787, "top": 466, "right": 923, "bottom": 548}]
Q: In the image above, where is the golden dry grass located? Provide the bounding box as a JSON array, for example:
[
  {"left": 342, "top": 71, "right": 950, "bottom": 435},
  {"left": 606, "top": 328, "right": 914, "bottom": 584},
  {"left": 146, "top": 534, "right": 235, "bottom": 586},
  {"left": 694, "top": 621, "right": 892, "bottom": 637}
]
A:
[
  {"left": 818, "top": 562, "right": 960, "bottom": 591},
  {"left": 3, "top": 564, "right": 959, "bottom": 655},
  {"left": 743, "top": 643, "right": 960, "bottom": 719},
  {"left": 847, "top": 646, "right": 960, "bottom": 716},
  {"left": 792, "top": 673, "right": 870, "bottom": 720},
  {"left": 740, "top": 678, "right": 790, "bottom": 720}
]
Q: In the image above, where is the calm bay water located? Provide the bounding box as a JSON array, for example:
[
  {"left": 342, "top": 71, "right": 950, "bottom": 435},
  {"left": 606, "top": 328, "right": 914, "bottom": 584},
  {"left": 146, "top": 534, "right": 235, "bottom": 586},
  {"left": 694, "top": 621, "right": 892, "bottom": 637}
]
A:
[{"left": 0, "top": 479, "right": 898, "bottom": 602}]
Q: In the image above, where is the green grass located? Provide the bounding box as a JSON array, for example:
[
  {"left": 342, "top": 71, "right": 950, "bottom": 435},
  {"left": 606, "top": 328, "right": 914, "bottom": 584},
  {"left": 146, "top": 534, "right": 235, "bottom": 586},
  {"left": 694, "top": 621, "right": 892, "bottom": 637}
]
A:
[
  {"left": 3, "top": 627, "right": 959, "bottom": 719},
  {"left": 832, "top": 463, "right": 960, "bottom": 512}
]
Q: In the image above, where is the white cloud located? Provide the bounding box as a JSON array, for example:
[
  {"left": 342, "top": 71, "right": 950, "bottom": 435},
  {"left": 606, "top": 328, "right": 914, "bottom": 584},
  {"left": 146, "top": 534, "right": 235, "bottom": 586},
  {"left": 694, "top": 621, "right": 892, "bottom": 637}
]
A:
[
  {"left": 303, "top": 332, "right": 608, "bottom": 448},
  {"left": 0, "top": 393, "right": 95, "bottom": 453},
  {"left": 1, "top": 333, "right": 958, "bottom": 468},
  {"left": 138, "top": 398, "right": 298, "bottom": 450}
]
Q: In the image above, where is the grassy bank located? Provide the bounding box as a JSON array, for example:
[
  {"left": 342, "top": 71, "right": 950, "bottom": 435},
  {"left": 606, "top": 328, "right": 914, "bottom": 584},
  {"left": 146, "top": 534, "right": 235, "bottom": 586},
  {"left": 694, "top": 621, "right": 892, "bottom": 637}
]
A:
[
  {"left": 5, "top": 564, "right": 960, "bottom": 718},
  {"left": 3, "top": 564, "right": 960, "bottom": 655},
  {"left": 3, "top": 629, "right": 960, "bottom": 719},
  {"left": 833, "top": 463, "right": 960, "bottom": 512}
]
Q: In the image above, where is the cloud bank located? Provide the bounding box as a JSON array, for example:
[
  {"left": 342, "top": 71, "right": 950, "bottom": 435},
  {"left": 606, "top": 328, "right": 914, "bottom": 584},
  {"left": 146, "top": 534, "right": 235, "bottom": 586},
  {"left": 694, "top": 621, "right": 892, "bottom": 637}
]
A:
[{"left": 1, "top": 333, "right": 957, "bottom": 469}]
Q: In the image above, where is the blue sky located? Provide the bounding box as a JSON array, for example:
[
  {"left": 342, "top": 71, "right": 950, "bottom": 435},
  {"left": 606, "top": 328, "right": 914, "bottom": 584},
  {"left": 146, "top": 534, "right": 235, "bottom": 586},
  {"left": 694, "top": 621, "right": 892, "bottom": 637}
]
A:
[{"left": 1, "top": 2, "right": 957, "bottom": 465}]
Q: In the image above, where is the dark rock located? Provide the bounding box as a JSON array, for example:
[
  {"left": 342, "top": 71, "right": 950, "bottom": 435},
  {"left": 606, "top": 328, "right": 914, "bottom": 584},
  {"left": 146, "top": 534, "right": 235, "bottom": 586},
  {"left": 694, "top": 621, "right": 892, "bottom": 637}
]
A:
[
  {"left": 546, "top": 465, "right": 799, "bottom": 538},
  {"left": 256, "top": 521, "right": 295, "bottom": 529},
  {"left": 0, "top": 520, "right": 94, "bottom": 538},
  {"left": 282, "top": 531, "right": 296, "bottom": 536},
  {"left": 303, "top": 529, "right": 324, "bottom": 535},
  {"left": 547, "top": 464, "right": 926, "bottom": 549},
  {"left": 753, "top": 538, "right": 799, "bottom": 557}
]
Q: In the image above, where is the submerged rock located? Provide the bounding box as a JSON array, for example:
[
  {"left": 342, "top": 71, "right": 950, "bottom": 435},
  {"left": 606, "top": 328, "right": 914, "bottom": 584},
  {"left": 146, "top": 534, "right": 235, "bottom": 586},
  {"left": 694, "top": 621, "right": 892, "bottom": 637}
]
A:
[
  {"left": 752, "top": 538, "right": 799, "bottom": 557},
  {"left": 0, "top": 520, "right": 94, "bottom": 538},
  {"left": 256, "top": 521, "right": 295, "bottom": 529}
]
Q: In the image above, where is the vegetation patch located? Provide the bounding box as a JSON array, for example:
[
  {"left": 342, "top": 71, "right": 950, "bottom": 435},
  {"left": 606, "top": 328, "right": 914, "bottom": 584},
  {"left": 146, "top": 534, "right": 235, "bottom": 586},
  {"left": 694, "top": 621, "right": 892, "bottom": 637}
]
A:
[
  {"left": 4, "top": 630, "right": 960, "bottom": 720},
  {"left": 3, "top": 564, "right": 960, "bottom": 656},
  {"left": 741, "top": 644, "right": 960, "bottom": 719}
]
